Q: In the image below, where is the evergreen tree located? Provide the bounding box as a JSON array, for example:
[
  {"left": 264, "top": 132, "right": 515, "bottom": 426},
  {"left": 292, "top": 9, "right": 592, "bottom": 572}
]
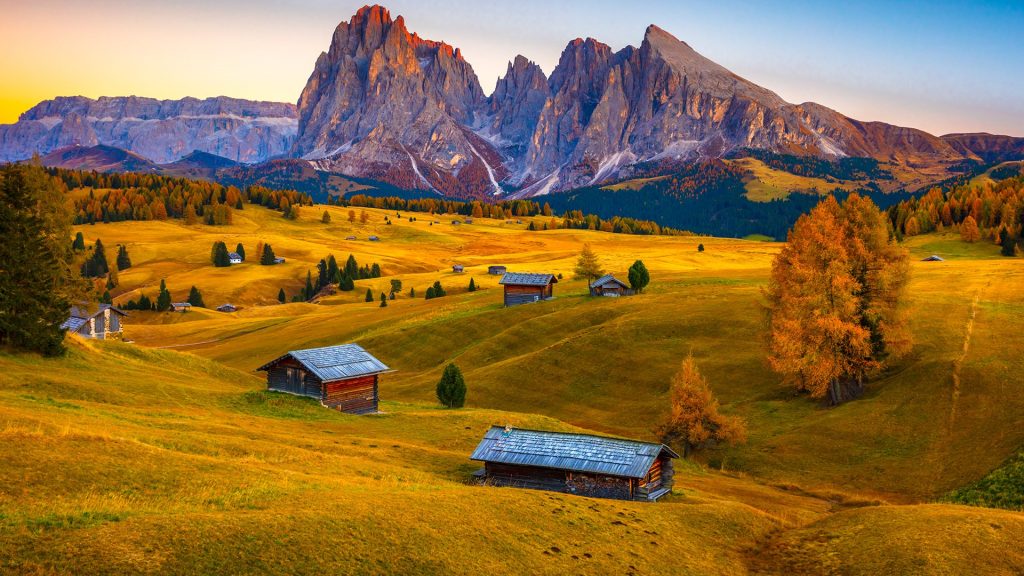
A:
[
  {"left": 260, "top": 244, "right": 277, "bottom": 265},
  {"left": 277, "top": 288, "right": 286, "bottom": 304},
  {"left": 116, "top": 244, "right": 132, "bottom": 270},
  {"left": 316, "top": 259, "right": 329, "bottom": 291},
  {"left": 425, "top": 286, "right": 435, "bottom": 300},
  {"left": 345, "top": 254, "right": 359, "bottom": 279},
  {"left": 409, "top": 287, "right": 416, "bottom": 298},
  {"left": 389, "top": 279, "right": 403, "bottom": 294},
  {"left": 156, "top": 279, "right": 172, "bottom": 312},
  {"left": 322, "top": 210, "right": 331, "bottom": 224},
  {"left": 304, "top": 270, "right": 315, "bottom": 301},
  {"left": 212, "top": 241, "right": 231, "bottom": 267},
  {"left": 435, "top": 363, "right": 466, "bottom": 408},
  {"left": 1001, "top": 232, "right": 1018, "bottom": 257},
  {"left": 187, "top": 286, "right": 205, "bottom": 308},
  {"left": 338, "top": 274, "right": 355, "bottom": 292},
  {"left": 365, "top": 288, "right": 374, "bottom": 302},
  {"left": 627, "top": 260, "right": 650, "bottom": 293},
  {"left": 468, "top": 278, "right": 476, "bottom": 292},
  {"left": 698, "top": 243, "right": 705, "bottom": 253},
  {"left": 573, "top": 243, "right": 604, "bottom": 282},
  {"left": 72, "top": 231, "right": 85, "bottom": 251},
  {"left": 327, "top": 255, "right": 340, "bottom": 284},
  {"left": 106, "top": 267, "right": 119, "bottom": 290},
  {"left": 431, "top": 281, "right": 446, "bottom": 298},
  {"left": 284, "top": 204, "right": 300, "bottom": 220},
  {"left": 379, "top": 292, "right": 387, "bottom": 307},
  {"left": 82, "top": 239, "right": 110, "bottom": 278},
  {"left": 370, "top": 263, "right": 381, "bottom": 278},
  {"left": 234, "top": 243, "right": 245, "bottom": 262},
  {"left": 100, "top": 290, "right": 112, "bottom": 305}
]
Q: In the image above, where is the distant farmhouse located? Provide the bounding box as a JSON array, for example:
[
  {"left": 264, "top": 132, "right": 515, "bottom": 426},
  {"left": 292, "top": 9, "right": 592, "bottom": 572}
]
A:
[
  {"left": 257, "top": 343, "right": 391, "bottom": 414},
  {"left": 922, "top": 255, "right": 945, "bottom": 262},
  {"left": 229, "top": 252, "right": 243, "bottom": 265},
  {"left": 62, "top": 304, "right": 126, "bottom": 340},
  {"left": 499, "top": 272, "right": 557, "bottom": 307},
  {"left": 170, "top": 302, "right": 192, "bottom": 313},
  {"left": 590, "top": 274, "right": 630, "bottom": 297},
  {"left": 488, "top": 265, "right": 507, "bottom": 276},
  {"left": 470, "top": 426, "right": 678, "bottom": 501},
  {"left": 216, "top": 304, "right": 238, "bottom": 313},
  {"left": 452, "top": 264, "right": 465, "bottom": 273}
]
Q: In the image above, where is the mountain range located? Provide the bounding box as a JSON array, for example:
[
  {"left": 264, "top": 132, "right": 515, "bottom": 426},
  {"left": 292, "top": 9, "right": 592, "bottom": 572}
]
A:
[{"left": 2, "top": 4, "right": 1022, "bottom": 201}]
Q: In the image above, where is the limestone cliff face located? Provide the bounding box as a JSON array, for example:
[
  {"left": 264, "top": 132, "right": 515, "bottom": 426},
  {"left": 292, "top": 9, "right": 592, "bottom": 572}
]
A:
[
  {"left": 292, "top": 5, "right": 504, "bottom": 197},
  {"left": 0, "top": 96, "right": 296, "bottom": 164}
]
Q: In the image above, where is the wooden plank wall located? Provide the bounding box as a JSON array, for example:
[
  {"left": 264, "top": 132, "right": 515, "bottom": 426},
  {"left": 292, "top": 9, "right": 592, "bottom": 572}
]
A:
[{"left": 323, "top": 374, "right": 378, "bottom": 414}]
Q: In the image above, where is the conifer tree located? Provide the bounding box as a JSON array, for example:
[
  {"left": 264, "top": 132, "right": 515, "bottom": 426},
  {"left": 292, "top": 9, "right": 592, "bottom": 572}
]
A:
[
  {"left": 72, "top": 231, "right": 86, "bottom": 251},
  {"left": 106, "top": 267, "right": 119, "bottom": 290},
  {"left": 1001, "top": 231, "right": 1018, "bottom": 256},
  {"left": 379, "top": 292, "right": 387, "bottom": 307},
  {"left": 277, "top": 288, "right": 286, "bottom": 304},
  {"left": 961, "top": 215, "right": 981, "bottom": 243},
  {"left": 260, "top": 244, "right": 276, "bottom": 265},
  {"left": 409, "top": 287, "right": 416, "bottom": 298},
  {"left": 156, "top": 279, "right": 172, "bottom": 312},
  {"left": 116, "top": 244, "right": 132, "bottom": 270},
  {"left": 698, "top": 243, "right": 705, "bottom": 253},
  {"left": 305, "top": 271, "right": 315, "bottom": 301},
  {"left": 365, "top": 288, "right": 374, "bottom": 302},
  {"left": 656, "top": 355, "right": 747, "bottom": 456},
  {"left": 765, "top": 194, "right": 911, "bottom": 406},
  {"left": 82, "top": 239, "right": 110, "bottom": 278},
  {"left": 211, "top": 241, "right": 231, "bottom": 267},
  {"left": 573, "top": 243, "right": 603, "bottom": 282},
  {"left": 234, "top": 243, "right": 245, "bottom": 262},
  {"left": 628, "top": 260, "right": 650, "bottom": 293},
  {"left": 468, "top": 278, "right": 476, "bottom": 292},
  {"left": 184, "top": 204, "right": 198, "bottom": 225},
  {"left": 338, "top": 274, "right": 355, "bottom": 292},
  {"left": 435, "top": 363, "right": 466, "bottom": 408},
  {"left": 371, "top": 263, "right": 381, "bottom": 278},
  {"left": 100, "top": 290, "right": 112, "bottom": 305},
  {"left": 0, "top": 164, "right": 79, "bottom": 355},
  {"left": 425, "top": 286, "right": 435, "bottom": 300},
  {"left": 345, "top": 254, "right": 359, "bottom": 279},
  {"left": 327, "top": 255, "right": 340, "bottom": 284},
  {"left": 187, "top": 286, "right": 205, "bottom": 308},
  {"left": 322, "top": 210, "right": 331, "bottom": 224}
]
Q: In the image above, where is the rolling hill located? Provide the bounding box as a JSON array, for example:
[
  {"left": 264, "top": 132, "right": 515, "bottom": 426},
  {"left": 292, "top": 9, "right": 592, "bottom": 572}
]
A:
[{"left": 3, "top": 201, "right": 1023, "bottom": 574}]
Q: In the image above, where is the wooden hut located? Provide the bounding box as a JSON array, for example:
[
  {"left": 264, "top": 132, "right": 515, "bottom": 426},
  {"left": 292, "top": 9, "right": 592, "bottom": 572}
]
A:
[
  {"left": 170, "top": 302, "right": 192, "bottom": 312},
  {"left": 257, "top": 343, "right": 391, "bottom": 414},
  {"left": 61, "top": 304, "right": 127, "bottom": 340},
  {"left": 216, "top": 304, "right": 238, "bottom": 313},
  {"left": 488, "top": 265, "right": 507, "bottom": 276},
  {"left": 452, "top": 264, "right": 465, "bottom": 273},
  {"left": 470, "top": 426, "right": 678, "bottom": 501},
  {"left": 590, "top": 274, "right": 630, "bottom": 296},
  {"left": 498, "top": 272, "right": 557, "bottom": 307}
]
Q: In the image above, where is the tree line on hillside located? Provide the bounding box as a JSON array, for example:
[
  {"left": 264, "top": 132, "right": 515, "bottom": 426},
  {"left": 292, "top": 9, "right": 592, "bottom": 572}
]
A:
[
  {"left": 888, "top": 175, "right": 1024, "bottom": 255},
  {"left": 45, "top": 167, "right": 312, "bottom": 225}
]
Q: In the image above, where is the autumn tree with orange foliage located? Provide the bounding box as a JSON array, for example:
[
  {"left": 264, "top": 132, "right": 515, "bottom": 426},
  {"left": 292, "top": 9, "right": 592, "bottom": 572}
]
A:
[
  {"left": 961, "top": 215, "right": 981, "bottom": 243},
  {"left": 765, "top": 194, "right": 911, "bottom": 406},
  {"left": 657, "top": 355, "right": 747, "bottom": 456}
]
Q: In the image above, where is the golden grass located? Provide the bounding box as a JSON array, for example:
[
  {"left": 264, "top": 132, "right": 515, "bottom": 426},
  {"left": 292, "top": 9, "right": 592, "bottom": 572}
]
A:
[
  {"left": 729, "top": 158, "right": 860, "bottom": 202},
  {"left": 3, "top": 205, "right": 1020, "bottom": 572}
]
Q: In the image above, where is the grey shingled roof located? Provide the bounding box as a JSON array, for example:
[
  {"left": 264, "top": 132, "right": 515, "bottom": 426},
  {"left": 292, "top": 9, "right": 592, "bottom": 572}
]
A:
[
  {"left": 258, "top": 343, "right": 390, "bottom": 382},
  {"left": 499, "top": 272, "right": 557, "bottom": 286},
  {"left": 62, "top": 304, "right": 126, "bottom": 330},
  {"left": 470, "top": 426, "right": 677, "bottom": 479},
  {"left": 590, "top": 274, "right": 629, "bottom": 289}
]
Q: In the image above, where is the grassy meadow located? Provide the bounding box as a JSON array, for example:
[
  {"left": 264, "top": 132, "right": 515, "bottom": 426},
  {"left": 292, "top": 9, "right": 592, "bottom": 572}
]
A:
[{"left": 2, "top": 200, "right": 1023, "bottom": 574}]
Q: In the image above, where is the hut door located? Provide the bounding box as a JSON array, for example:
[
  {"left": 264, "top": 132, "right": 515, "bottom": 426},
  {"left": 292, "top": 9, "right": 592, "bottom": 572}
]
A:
[{"left": 286, "top": 368, "right": 303, "bottom": 394}]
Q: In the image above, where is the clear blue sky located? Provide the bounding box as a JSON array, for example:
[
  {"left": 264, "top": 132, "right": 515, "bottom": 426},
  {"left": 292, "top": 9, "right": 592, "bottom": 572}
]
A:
[{"left": 3, "top": 0, "right": 1022, "bottom": 136}]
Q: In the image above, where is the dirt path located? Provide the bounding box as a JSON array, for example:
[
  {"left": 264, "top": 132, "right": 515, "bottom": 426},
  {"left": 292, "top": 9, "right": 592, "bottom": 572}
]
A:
[{"left": 947, "top": 292, "right": 981, "bottom": 430}]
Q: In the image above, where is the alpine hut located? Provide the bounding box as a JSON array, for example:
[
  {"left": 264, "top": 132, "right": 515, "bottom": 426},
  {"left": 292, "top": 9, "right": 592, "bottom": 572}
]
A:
[
  {"left": 589, "top": 274, "right": 630, "bottom": 296},
  {"left": 257, "top": 343, "right": 390, "bottom": 414},
  {"left": 488, "top": 265, "right": 507, "bottom": 276},
  {"left": 61, "top": 304, "right": 127, "bottom": 340},
  {"left": 470, "top": 426, "right": 678, "bottom": 501},
  {"left": 498, "top": 272, "right": 557, "bottom": 307}
]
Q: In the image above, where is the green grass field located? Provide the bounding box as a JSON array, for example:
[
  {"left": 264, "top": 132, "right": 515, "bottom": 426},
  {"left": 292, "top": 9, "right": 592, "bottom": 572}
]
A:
[{"left": 2, "top": 203, "right": 1023, "bottom": 574}]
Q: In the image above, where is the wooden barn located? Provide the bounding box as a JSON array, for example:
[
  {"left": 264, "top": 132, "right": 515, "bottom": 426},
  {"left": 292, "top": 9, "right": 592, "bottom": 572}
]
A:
[
  {"left": 61, "top": 304, "right": 126, "bottom": 340},
  {"left": 590, "top": 274, "right": 631, "bottom": 296},
  {"left": 257, "top": 343, "right": 391, "bottom": 414},
  {"left": 498, "top": 272, "right": 557, "bottom": 307},
  {"left": 471, "top": 426, "right": 678, "bottom": 501},
  {"left": 488, "top": 265, "right": 507, "bottom": 276}
]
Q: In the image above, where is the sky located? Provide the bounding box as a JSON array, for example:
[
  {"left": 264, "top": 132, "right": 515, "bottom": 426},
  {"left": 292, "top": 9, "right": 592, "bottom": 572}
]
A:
[{"left": 1, "top": 0, "right": 1022, "bottom": 136}]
